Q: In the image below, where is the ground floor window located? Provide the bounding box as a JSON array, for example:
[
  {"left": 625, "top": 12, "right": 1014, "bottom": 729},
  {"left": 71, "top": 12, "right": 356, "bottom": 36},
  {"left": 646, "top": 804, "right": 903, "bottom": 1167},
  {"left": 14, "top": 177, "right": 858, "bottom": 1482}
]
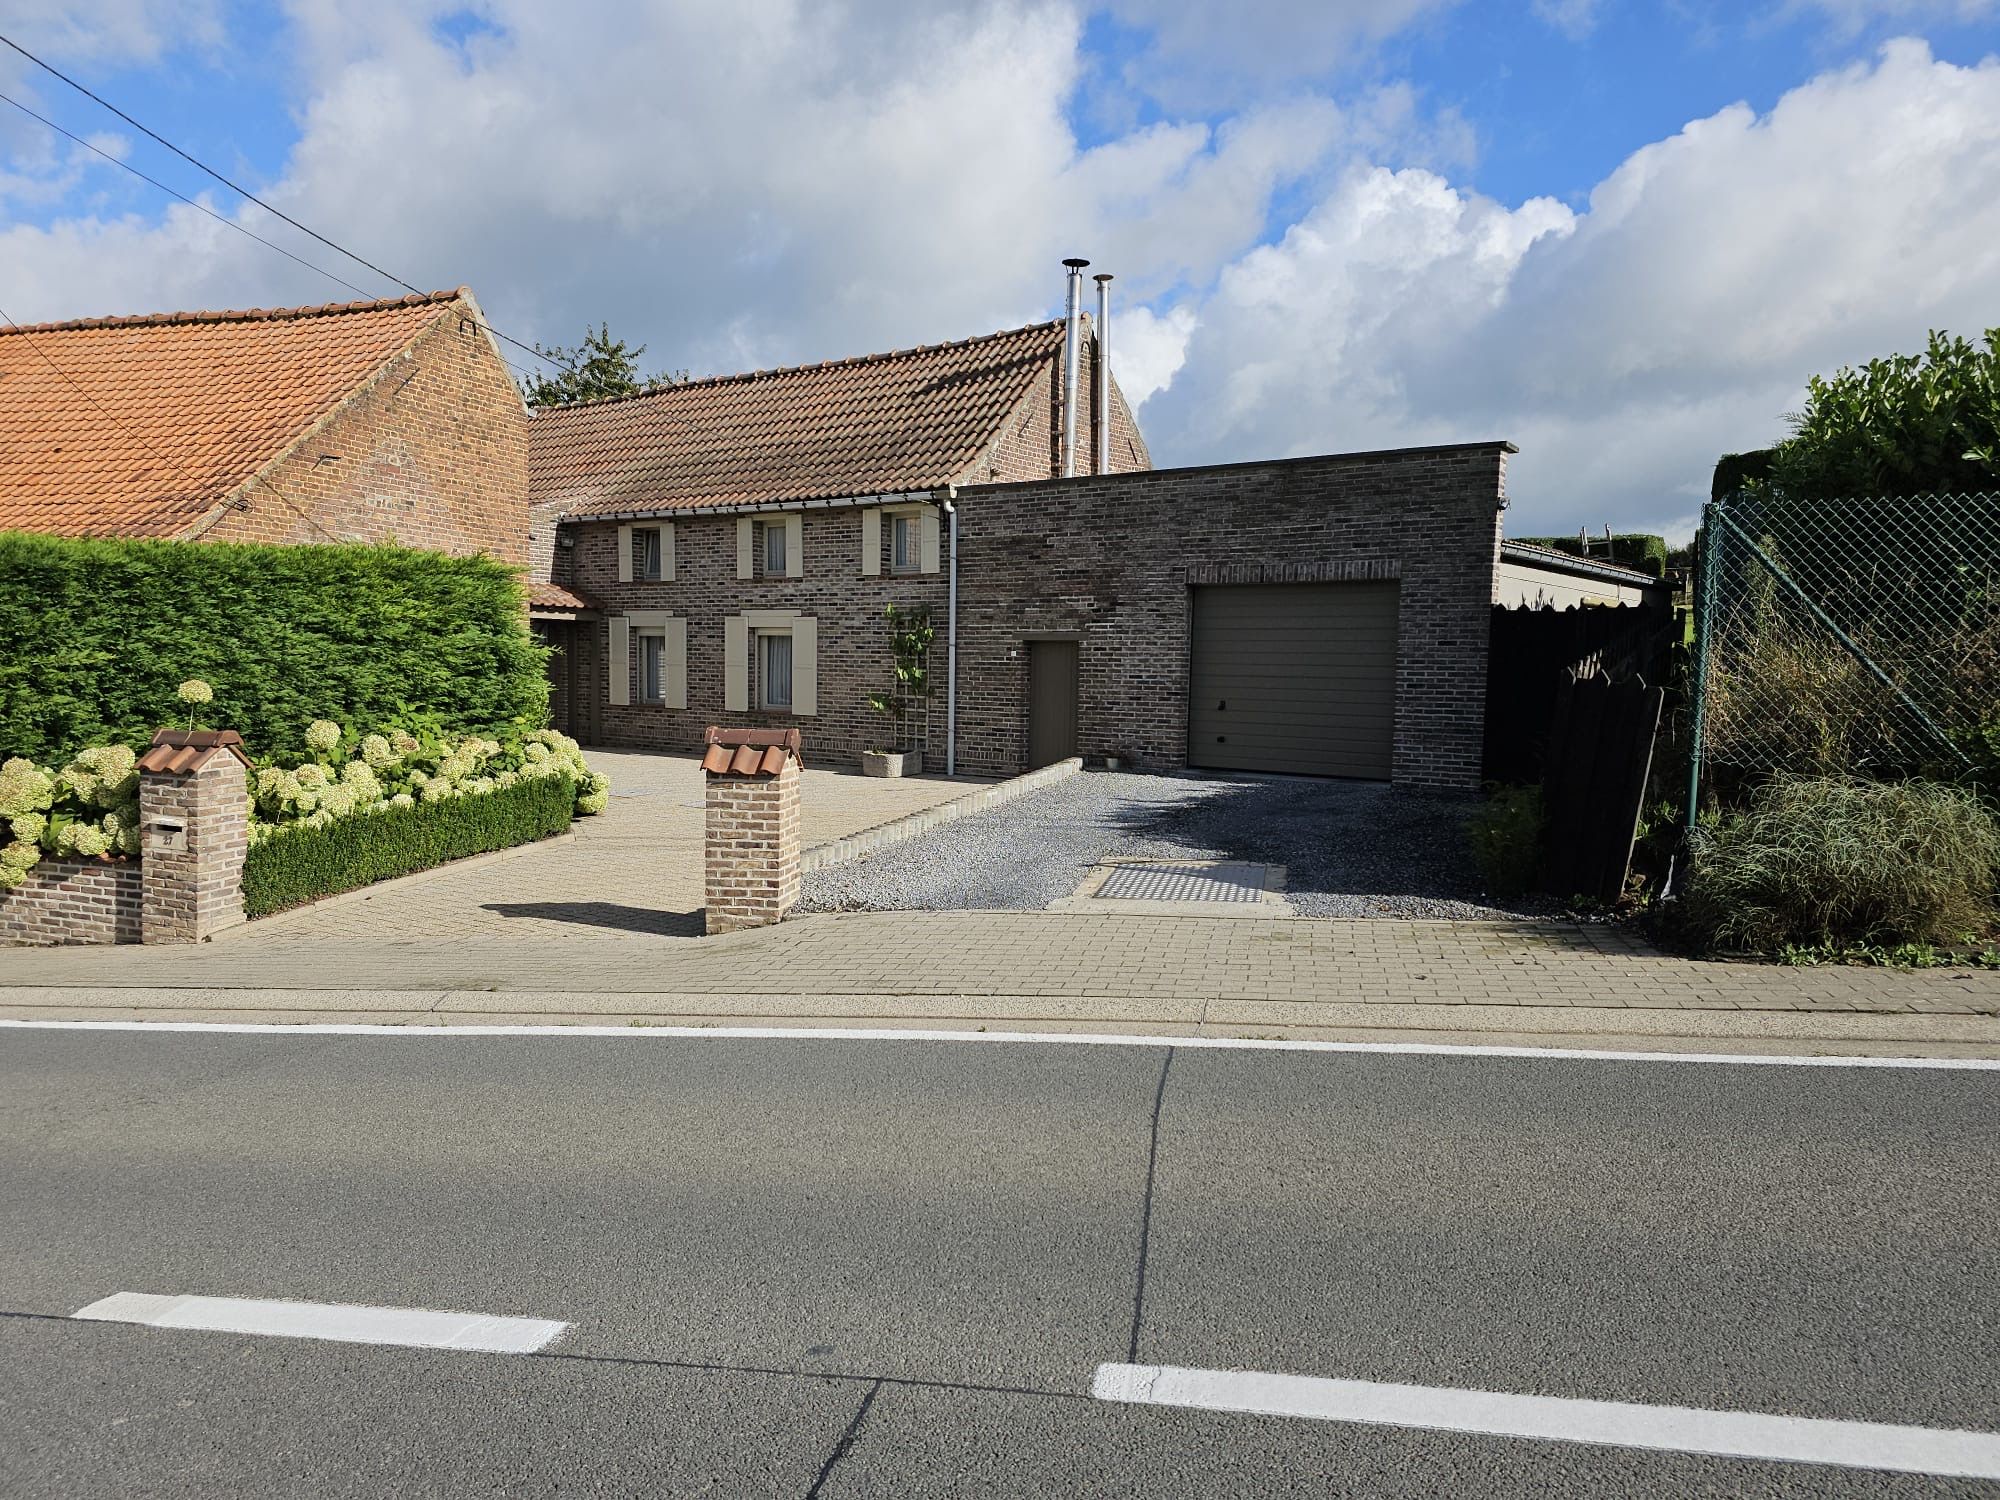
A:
[
  {"left": 638, "top": 630, "right": 665, "bottom": 704},
  {"left": 759, "top": 631, "right": 793, "bottom": 710}
]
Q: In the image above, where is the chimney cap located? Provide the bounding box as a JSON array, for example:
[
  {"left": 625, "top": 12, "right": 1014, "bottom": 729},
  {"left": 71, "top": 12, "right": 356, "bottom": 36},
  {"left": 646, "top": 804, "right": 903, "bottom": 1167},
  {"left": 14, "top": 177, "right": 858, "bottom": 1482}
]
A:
[
  {"left": 1093, "top": 272, "right": 1113, "bottom": 282},
  {"left": 1062, "top": 257, "right": 1090, "bottom": 269}
]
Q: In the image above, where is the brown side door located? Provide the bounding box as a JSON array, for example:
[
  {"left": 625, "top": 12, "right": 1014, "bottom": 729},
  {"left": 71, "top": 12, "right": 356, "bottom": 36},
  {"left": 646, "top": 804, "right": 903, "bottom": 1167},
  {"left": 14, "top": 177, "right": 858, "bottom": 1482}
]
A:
[{"left": 1027, "top": 639, "right": 1080, "bottom": 767}]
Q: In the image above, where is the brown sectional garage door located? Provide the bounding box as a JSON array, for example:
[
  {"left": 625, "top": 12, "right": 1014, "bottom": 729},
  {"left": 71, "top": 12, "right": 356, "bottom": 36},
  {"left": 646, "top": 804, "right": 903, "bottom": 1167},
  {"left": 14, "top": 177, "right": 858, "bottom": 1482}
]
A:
[{"left": 1187, "top": 581, "right": 1399, "bottom": 779}]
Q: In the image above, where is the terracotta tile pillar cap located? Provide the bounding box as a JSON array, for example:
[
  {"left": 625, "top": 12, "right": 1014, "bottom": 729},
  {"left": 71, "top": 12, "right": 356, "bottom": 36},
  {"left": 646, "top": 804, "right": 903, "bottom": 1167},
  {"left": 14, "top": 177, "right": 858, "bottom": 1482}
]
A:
[{"left": 701, "top": 726, "right": 805, "bottom": 777}]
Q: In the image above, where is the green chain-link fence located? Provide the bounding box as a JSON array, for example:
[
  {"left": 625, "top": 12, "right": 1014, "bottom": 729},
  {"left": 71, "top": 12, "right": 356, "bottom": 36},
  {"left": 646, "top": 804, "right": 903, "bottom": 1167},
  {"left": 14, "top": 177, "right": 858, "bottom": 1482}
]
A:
[{"left": 1686, "top": 489, "right": 2000, "bottom": 826}]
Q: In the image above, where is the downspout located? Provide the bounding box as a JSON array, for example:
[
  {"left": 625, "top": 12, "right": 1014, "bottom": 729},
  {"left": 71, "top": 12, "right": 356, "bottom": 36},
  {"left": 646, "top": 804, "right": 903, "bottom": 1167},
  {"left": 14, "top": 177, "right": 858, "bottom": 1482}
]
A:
[
  {"left": 944, "top": 487, "right": 959, "bottom": 777},
  {"left": 1093, "top": 273, "right": 1112, "bottom": 474},
  {"left": 1060, "top": 258, "right": 1088, "bottom": 478}
]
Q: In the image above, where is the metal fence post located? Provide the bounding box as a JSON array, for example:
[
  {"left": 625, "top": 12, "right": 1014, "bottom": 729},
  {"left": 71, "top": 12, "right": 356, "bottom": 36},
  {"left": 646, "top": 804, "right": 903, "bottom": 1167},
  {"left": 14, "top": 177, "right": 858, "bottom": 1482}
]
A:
[{"left": 1684, "top": 496, "right": 1718, "bottom": 838}]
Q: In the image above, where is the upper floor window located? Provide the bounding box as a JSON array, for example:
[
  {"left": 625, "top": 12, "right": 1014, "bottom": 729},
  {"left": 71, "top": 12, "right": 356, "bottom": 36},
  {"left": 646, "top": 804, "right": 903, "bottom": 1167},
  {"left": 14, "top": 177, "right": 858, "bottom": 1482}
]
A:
[
  {"left": 891, "top": 514, "right": 919, "bottom": 573},
  {"left": 762, "top": 521, "right": 788, "bottom": 578},
  {"left": 635, "top": 526, "right": 664, "bottom": 582}
]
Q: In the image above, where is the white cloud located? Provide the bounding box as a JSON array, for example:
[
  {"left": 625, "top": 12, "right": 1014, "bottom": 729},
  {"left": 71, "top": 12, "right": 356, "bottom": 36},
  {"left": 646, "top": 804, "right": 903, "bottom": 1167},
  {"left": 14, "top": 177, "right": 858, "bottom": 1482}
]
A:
[
  {"left": 1143, "top": 40, "right": 2000, "bottom": 540},
  {"left": 1784, "top": 0, "right": 1999, "bottom": 37},
  {"left": 1532, "top": 0, "right": 1602, "bottom": 40},
  {"left": 5, "top": 10, "right": 1997, "bottom": 549}
]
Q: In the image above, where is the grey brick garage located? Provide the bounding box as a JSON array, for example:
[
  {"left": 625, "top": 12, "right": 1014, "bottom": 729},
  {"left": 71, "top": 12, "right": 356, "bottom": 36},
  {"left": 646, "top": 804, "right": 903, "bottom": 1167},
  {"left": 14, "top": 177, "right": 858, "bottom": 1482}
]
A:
[{"left": 553, "top": 442, "right": 1510, "bottom": 792}]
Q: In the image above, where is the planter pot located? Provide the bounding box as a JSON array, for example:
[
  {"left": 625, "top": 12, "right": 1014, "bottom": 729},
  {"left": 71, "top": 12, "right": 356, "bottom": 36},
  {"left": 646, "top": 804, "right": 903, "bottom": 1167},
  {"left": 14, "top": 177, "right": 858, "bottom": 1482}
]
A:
[{"left": 860, "top": 749, "right": 923, "bottom": 778}]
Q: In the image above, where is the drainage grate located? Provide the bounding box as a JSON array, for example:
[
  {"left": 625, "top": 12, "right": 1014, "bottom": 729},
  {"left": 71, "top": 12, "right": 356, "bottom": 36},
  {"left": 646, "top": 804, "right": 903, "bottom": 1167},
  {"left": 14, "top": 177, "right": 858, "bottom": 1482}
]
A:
[{"left": 1094, "top": 862, "right": 1268, "bottom": 903}]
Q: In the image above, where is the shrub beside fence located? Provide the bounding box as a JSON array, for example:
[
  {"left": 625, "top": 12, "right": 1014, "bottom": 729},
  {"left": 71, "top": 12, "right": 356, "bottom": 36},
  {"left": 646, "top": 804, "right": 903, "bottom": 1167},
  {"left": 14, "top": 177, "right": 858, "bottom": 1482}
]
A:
[
  {"left": 0, "top": 532, "right": 549, "bottom": 764},
  {"left": 242, "top": 773, "right": 575, "bottom": 918}
]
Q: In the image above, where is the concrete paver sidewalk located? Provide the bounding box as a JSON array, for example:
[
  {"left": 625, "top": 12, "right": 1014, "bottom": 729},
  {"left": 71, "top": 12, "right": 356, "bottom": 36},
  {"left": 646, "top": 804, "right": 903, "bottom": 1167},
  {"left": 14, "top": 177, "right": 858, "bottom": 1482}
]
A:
[
  {"left": 235, "top": 747, "right": 987, "bottom": 940},
  {"left": 4, "top": 910, "right": 1996, "bottom": 1055}
]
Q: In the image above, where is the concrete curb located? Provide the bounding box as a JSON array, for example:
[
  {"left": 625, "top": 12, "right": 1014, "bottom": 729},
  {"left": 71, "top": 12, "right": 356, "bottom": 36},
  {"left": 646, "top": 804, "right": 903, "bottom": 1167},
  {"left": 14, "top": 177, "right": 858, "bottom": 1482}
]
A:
[
  {"left": 800, "top": 757, "right": 1084, "bottom": 873},
  {"left": 2, "top": 989, "right": 1994, "bottom": 1056}
]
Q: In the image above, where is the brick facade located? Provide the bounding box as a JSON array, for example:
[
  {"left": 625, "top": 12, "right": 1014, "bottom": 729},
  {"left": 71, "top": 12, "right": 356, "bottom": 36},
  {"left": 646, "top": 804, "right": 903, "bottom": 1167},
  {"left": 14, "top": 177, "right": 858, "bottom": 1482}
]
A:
[
  {"left": 560, "top": 444, "right": 1508, "bottom": 791},
  {"left": 0, "top": 858, "right": 142, "bottom": 945},
  {"left": 202, "top": 307, "right": 528, "bottom": 566},
  {"left": 952, "top": 446, "right": 1508, "bottom": 788},
  {"left": 139, "top": 750, "right": 251, "bottom": 944},
  {"left": 704, "top": 756, "right": 802, "bottom": 933}
]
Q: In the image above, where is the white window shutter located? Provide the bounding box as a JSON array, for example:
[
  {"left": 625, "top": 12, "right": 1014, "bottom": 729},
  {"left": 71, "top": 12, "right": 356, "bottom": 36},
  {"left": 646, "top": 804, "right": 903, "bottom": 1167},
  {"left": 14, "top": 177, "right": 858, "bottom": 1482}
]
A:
[
  {"left": 724, "top": 615, "right": 749, "bottom": 711},
  {"left": 608, "top": 616, "right": 632, "bottom": 706},
  {"left": 662, "top": 522, "right": 676, "bottom": 582},
  {"left": 665, "top": 616, "right": 687, "bottom": 710},
  {"left": 920, "top": 507, "right": 941, "bottom": 574},
  {"left": 736, "top": 518, "right": 754, "bottom": 580},
  {"left": 861, "top": 508, "right": 880, "bottom": 576},
  {"left": 785, "top": 514, "right": 804, "bottom": 578},
  {"left": 792, "top": 616, "right": 817, "bottom": 716},
  {"left": 617, "top": 524, "right": 634, "bottom": 583}
]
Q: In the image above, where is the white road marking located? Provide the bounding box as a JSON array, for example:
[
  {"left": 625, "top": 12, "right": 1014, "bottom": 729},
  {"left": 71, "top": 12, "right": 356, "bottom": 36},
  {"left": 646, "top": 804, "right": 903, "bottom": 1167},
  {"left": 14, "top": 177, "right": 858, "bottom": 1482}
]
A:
[
  {"left": 1, "top": 1016, "right": 1994, "bottom": 1068},
  {"left": 73, "top": 1292, "right": 566, "bottom": 1354},
  {"left": 1093, "top": 1364, "right": 2000, "bottom": 1478}
]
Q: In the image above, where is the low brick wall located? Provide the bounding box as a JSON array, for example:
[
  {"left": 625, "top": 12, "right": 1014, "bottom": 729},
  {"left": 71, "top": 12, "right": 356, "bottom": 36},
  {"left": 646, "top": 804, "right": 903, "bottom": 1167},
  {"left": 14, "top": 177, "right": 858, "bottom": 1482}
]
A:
[{"left": 0, "top": 858, "right": 142, "bottom": 945}]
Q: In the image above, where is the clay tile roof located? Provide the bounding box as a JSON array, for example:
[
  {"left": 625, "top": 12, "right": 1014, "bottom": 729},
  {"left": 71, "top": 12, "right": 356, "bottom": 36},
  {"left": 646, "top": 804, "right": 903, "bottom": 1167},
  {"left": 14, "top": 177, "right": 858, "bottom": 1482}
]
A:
[
  {"left": 529, "top": 320, "right": 1068, "bottom": 517},
  {"left": 527, "top": 581, "right": 597, "bottom": 611},
  {"left": 135, "top": 728, "right": 253, "bottom": 775},
  {"left": 0, "top": 290, "right": 466, "bottom": 538}
]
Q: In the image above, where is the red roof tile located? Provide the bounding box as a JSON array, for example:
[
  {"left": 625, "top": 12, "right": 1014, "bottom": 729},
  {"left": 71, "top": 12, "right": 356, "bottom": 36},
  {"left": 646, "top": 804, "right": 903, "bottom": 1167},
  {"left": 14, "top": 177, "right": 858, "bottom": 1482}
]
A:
[
  {"left": 0, "top": 291, "right": 466, "bottom": 538},
  {"left": 530, "top": 320, "right": 1066, "bottom": 516},
  {"left": 526, "top": 581, "right": 597, "bottom": 611}
]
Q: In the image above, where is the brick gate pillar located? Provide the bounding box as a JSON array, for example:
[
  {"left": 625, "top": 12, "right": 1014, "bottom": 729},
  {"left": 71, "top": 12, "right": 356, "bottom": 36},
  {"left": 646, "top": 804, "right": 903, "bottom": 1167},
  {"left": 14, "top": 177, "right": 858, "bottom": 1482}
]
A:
[
  {"left": 136, "top": 729, "right": 252, "bottom": 944},
  {"left": 701, "top": 727, "right": 803, "bottom": 935}
]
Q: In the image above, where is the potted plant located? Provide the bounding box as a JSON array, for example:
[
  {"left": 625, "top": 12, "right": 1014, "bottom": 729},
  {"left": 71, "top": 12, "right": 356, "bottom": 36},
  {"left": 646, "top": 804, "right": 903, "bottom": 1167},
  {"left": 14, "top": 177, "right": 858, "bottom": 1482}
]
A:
[{"left": 861, "top": 603, "right": 936, "bottom": 776}]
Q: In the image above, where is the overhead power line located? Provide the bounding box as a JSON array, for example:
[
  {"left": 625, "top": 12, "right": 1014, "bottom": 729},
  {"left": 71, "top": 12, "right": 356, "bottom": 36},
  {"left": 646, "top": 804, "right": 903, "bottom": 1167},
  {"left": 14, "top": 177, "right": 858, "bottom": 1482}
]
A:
[
  {"left": 0, "top": 299, "right": 346, "bottom": 544},
  {"left": 0, "top": 89, "right": 379, "bottom": 302},
  {"left": 0, "top": 31, "right": 576, "bottom": 377}
]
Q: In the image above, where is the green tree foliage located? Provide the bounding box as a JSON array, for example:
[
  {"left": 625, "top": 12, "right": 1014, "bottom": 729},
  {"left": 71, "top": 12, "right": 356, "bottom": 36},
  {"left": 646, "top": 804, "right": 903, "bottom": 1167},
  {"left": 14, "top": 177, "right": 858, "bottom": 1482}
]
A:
[
  {"left": 0, "top": 533, "right": 550, "bottom": 764},
  {"left": 521, "top": 323, "right": 667, "bottom": 407},
  {"left": 1769, "top": 328, "right": 2000, "bottom": 500}
]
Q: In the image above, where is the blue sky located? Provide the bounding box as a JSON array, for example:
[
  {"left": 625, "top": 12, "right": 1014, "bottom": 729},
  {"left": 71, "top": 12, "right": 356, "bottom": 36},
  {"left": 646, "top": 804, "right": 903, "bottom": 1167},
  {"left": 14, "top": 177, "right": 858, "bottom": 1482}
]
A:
[{"left": 3, "top": 1, "right": 1999, "bottom": 538}]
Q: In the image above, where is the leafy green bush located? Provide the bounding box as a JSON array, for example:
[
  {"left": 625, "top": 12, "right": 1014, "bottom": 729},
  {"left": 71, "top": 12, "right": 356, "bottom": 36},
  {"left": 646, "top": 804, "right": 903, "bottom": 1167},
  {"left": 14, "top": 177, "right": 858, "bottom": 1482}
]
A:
[
  {"left": 249, "top": 721, "right": 606, "bottom": 836},
  {"left": 1468, "top": 784, "right": 1544, "bottom": 898},
  {"left": 0, "top": 745, "right": 141, "bottom": 889},
  {"left": 0, "top": 532, "right": 549, "bottom": 764},
  {"left": 1683, "top": 776, "right": 2000, "bottom": 953},
  {"left": 1766, "top": 327, "right": 2000, "bottom": 501},
  {"left": 242, "top": 773, "right": 575, "bottom": 918}
]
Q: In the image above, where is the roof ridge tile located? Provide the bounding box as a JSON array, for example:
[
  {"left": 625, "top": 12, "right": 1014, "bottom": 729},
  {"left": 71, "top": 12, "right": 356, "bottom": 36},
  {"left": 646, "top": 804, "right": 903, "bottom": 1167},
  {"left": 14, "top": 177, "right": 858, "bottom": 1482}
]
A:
[{"left": 0, "top": 289, "right": 464, "bottom": 339}]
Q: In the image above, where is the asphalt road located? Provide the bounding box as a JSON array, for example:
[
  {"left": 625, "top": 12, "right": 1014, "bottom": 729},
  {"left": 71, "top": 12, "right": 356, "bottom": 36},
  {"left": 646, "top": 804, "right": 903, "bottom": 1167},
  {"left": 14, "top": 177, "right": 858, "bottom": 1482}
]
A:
[{"left": 1, "top": 1025, "right": 1995, "bottom": 1497}]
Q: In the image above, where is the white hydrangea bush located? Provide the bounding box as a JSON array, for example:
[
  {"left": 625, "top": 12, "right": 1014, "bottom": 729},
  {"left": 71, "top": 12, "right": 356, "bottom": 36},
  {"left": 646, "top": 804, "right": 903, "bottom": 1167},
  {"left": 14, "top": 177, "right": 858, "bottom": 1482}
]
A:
[
  {"left": 247, "top": 720, "right": 607, "bottom": 843},
  {"left": 0, "top": 746, "right": 142, "bottom": 889}
]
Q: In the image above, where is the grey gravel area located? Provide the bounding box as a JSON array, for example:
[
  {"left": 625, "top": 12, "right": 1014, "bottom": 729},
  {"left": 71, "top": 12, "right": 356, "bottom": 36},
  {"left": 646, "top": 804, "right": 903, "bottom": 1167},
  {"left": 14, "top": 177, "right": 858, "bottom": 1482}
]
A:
[{"left": 799, "top": 769, "right": 1553, "bottom": 919}]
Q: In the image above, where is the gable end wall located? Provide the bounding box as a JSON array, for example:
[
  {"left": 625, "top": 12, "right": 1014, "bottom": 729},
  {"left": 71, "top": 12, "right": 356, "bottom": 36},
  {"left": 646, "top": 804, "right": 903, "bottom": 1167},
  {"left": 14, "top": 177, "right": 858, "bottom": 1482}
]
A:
[{"left": 200, "top": 309, "right": 529, "bottom": 565}]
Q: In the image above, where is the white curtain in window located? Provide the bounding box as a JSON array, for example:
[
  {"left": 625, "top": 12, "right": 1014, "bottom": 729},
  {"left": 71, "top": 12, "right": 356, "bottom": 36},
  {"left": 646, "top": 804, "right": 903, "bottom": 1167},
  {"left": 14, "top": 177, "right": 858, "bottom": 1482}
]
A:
[
  {"left": 762, "top": 632, "right": 793, "bottom": 708},
  {"left": 640, "top": 634, "right": 664, "bottom": 702},
  {"left": 764, "top": 523, "right": 787, "bottom": 576}
]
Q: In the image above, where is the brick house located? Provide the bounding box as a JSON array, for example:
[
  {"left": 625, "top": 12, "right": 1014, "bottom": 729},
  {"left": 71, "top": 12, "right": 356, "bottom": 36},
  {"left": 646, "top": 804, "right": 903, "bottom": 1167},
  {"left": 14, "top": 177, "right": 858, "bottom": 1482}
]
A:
[
  {"left": 534, "top": 308, "right": 1510, "bottom": 791},
  {"left": 0, "top": 288, "right": 527, "bottom": 563}
]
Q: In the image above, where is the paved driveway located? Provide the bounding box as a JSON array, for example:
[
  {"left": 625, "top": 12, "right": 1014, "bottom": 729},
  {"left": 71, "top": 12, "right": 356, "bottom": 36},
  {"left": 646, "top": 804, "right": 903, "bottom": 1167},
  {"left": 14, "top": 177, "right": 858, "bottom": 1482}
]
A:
[
  {"left": 237, "top": 748, "right": 982, "bottom": 942},
  {"left": 802, "top": 770, "right": 1543, "bottom": 919}
]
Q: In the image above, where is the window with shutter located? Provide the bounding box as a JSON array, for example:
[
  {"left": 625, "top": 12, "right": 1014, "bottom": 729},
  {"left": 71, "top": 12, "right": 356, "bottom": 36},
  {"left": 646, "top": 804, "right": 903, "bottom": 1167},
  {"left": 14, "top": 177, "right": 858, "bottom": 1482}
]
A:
[{"left": 759, "top": 632, "right": 793, "bottom": 710}]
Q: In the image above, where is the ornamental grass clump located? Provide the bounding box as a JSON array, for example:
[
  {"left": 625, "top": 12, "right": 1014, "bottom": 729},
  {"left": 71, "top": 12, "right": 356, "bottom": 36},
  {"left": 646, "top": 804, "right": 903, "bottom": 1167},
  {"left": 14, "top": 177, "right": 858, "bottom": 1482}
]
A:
[{"left": 1683, "top": 776, "right": 2000, "bottom": 954}]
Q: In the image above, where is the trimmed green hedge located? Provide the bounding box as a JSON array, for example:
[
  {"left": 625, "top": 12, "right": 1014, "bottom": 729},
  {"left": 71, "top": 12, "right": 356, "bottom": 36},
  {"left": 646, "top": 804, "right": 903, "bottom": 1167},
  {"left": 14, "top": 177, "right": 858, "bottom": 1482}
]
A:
[
  {"left": 0, "top": 532, "right": 549, "bottom": 764},
  {"left": 242, "top": 774, "right": 574, "bottom": 918},
  {"left": 1515, "top": 533, "right": 1669, "bottom": 579}
]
